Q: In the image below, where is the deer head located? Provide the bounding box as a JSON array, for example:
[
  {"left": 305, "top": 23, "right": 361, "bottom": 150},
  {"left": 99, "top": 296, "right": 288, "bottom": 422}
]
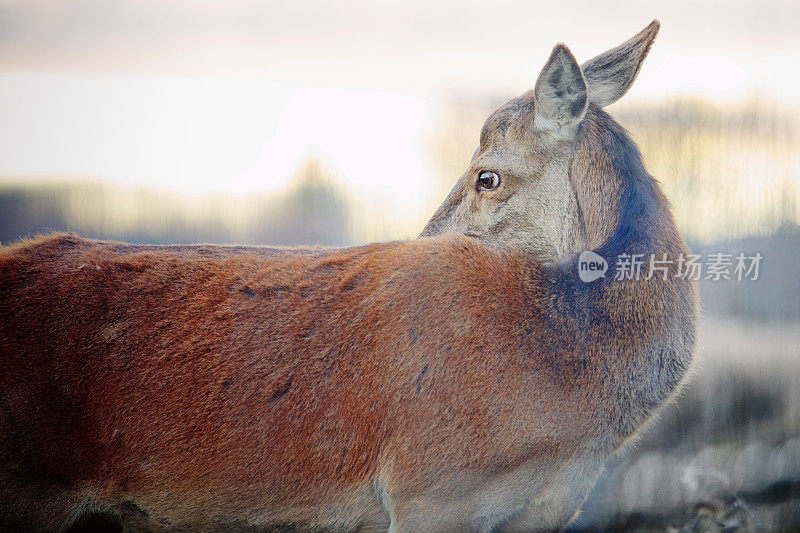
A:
[{"left": 421, "top": 21, "right": 660, "bottom": 261}]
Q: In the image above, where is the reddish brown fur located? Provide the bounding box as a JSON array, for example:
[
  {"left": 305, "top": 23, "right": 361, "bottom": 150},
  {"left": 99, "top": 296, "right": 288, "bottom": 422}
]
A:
[
  {"left": 4, "top": 236, "right": 518, "bottom": 529},
  {"left": 1, "top": 224, "right": 694, "bottom": 531}
]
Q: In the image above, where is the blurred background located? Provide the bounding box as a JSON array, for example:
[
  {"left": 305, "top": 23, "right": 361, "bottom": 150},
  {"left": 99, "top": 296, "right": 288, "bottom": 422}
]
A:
[{"left": 1, "top": 0, "right": 798, "bottom": 530}]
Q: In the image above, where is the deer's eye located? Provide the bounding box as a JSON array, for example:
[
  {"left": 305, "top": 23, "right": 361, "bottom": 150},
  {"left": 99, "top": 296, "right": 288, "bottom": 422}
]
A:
[{"left": 476, "top": 170, "right": 500, "bottom": 191}]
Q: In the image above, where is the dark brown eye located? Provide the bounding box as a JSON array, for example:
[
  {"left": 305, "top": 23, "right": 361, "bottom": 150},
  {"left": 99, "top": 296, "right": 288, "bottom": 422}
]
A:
[{"left": 476, "top": 170, "right": 500, "bottom": 191}]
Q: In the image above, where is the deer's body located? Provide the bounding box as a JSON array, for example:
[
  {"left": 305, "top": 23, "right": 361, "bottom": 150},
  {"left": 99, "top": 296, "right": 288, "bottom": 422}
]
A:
[{"left": 0, "top": 21, "right": 698, "bottom": 532}]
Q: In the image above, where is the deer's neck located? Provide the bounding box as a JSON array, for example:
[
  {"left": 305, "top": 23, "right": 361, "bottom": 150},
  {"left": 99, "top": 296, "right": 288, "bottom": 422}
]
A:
[{"left": 543, "top": 105, "right": 697, "bottom": 445}]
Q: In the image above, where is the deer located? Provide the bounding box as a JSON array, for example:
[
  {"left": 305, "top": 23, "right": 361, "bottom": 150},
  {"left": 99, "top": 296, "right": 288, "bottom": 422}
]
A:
[{"left": 0, "top": 21, "right": 697, "bottom": 532}]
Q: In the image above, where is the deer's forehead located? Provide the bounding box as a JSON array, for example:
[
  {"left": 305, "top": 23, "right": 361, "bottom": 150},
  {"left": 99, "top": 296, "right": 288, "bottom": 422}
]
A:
[{"left": 480, "top": 97, "right": 535, "bottom": 147}]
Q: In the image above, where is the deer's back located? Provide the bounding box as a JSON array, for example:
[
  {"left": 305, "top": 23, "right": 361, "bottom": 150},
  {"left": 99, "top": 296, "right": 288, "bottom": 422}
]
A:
[{"left": 0, "top": 233, "right": 573, "bottom": 530}]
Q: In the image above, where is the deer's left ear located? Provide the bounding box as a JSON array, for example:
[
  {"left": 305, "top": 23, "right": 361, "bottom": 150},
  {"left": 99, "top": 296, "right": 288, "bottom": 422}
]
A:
[
  {"left": 581, "top": 20, "right": 660, "bottom": 108},
  {"left": 533, "top": 44, "right": 588, "bottom": 134}
]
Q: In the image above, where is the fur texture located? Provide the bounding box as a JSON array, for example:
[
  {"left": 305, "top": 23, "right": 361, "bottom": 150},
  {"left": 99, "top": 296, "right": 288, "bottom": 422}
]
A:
[{"left": 0, "top": 224, "right": 694, "bottom": 532}]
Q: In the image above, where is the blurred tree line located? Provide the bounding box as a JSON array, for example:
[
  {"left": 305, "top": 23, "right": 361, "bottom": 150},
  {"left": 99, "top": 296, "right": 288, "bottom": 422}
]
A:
[{"left": 0, "top": 158, "right": 351, "bottom": 247}]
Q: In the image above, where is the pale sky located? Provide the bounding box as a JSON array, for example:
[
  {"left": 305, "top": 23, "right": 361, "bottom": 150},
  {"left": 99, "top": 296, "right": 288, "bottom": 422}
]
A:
[{"left": 0, "top": 0, "right": 798, "bottom": 205}]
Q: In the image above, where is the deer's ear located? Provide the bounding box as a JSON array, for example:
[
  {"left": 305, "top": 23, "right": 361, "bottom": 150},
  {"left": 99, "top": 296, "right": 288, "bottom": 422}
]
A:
[
  {"left": 533, "top": 44, "right": 587, "bottom": 133},
  {"left": 581, "top": 20, "right": 660, "bottom": 108}
]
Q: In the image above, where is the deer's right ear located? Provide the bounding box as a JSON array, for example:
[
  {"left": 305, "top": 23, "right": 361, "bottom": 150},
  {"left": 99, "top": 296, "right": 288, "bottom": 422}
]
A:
[
  {"left": 533, "top": 44, "right": 588, "bottom": 135},
  {"left": 580, "top": 20, "right": 660, "bottom": 108}
]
